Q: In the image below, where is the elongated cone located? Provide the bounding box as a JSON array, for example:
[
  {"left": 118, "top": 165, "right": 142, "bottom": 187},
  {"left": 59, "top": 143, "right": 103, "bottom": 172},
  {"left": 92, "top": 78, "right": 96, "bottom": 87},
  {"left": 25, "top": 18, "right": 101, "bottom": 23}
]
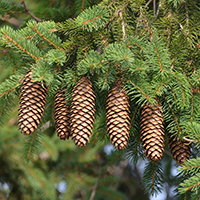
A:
[
  {"left": 168, "top": 133, "right": 191, "bottom": 165},
  {"left": 106, "top": 80, "right": 130, "bottom": 150},
  {"left": 18, "top": 69, "right": 47, "bottom": 135},
  {"left": 140, "top": 102, "right": 165, "bottom": 162},
  {"left": 71, "top": 77, "right": 95, "bottom": 146},
  {"left": 54, "top": 89, "right": 71, "bottom": 140}
]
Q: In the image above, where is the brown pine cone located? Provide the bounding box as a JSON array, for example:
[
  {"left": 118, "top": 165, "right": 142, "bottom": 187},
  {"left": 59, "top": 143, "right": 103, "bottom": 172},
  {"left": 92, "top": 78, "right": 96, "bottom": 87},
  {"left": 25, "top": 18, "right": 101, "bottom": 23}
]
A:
[
  {"left": 140, "top": 102, "right": 165, "bottom": 162},
  {"left": 54, "top": 89, "right": 71, "bottom": 140},
  {"left": 168, "top": 133, "right": 191, "bottom": 165},
  {"left": 106, "top": 80, "right": 130, "bottom": 150},
  {"left": 71, "top": 77, "right": 96, "bottom": 146},
  {"left": 18, "top": 69, "right": 47, "bottom": 135}
]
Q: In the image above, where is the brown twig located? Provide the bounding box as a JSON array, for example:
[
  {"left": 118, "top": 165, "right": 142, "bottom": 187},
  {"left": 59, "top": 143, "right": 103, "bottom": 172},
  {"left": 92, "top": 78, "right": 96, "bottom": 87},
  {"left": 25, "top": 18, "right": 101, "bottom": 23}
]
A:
[
  {"left": 81, "top": 0, "right": 85, "bottom": 12},
  {"left": 153, "top": 0, "right": 156, "bottom": 15},
  {"left": 89, "top": 177, "right": 100, "bottom": 200},
  {"left": 106, "top": 1, "right": 129, "bottom": 25},
  {"left": 183, "top": 137, "right": 197, "bottom": 143},
  {"left": 156, "top": 1, "right": 162, "bottom": 17},
  {"left": 21, "top": 0, "right": 43, "bottom": 22},
  {"left": 145, "top": 0, "right": 153, "bottom": 7},
  {"left": 119, "top": 11, "right": 126, "bottom": 40}
]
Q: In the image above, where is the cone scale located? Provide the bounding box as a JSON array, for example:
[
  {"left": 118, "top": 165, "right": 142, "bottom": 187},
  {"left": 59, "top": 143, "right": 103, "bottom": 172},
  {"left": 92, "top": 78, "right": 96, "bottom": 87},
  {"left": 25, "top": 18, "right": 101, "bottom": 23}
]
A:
[
  {"left": 54, "top": 89, "right": 71, "bottom": 140},
  {"left": 71, "top": 77, "right": 96, "bottom": 147},
  {"left": 106, "top": 80, "right": 130, "bottom": 150},
  {"left": 18, "top": 69, "right": 47, "bottom": 135},
  {"left": 140, "top": 102, "right": 165, "bottom": 162}
]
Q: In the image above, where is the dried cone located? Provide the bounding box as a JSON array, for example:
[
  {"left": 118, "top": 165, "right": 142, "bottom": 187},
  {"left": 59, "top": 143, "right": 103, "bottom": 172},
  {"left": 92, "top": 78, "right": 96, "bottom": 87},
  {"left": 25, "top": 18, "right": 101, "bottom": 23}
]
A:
[
  {"left": 140, "top": 102, "right": 165, "bottom": 162},
  {"left": 168, "top": 134, "right": 191, "bottom": 165},
  {"left": 106, "top": 80, "right": 130, "bottom": 150},
  {"left": 71, "top": 77, "right": 95, "bottom": 146},
  {"left": 18, "top": 69, "right": 47, "bottom": 135},
  {"left": 54, "top": 89, "right": 71, "bottom": 140}
]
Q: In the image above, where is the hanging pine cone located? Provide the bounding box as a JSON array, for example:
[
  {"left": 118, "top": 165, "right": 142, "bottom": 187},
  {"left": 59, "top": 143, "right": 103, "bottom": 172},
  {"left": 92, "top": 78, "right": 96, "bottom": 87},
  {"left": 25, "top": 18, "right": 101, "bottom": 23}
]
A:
[
  {"left": 140, "top": 102, "right": 165, "bottom": 162},
  {"left": 106, "top": 80, "right": 130, "bottom": 150},
  {"left": 18, "top": 69, "right": 47, "bottom": 135},
  {"left": 54, "top": 89, "right": 71, "bottom": 140},
  {"left": 71, "top": 77, "right": 95, "bottom": 147},
  {"left": 168, "top": 133, "right": 191, "bottom": 165}
]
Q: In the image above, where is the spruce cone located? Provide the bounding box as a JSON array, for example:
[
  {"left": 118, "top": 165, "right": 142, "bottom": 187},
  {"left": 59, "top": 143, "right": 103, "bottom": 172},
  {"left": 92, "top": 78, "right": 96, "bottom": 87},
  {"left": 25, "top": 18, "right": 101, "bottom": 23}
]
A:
[
  {"left": 106, "top": 80, "right": 130, "bottom": 150},
  {"left": 18, "top": 69, "right": 47, "bottom": 135},
  {"left": 140, "top": 102, "right": 165, "bottom": 162},
  {"left": 54, "top": 89, "right": 71, "bottom": 140},
  {"left": 71, "top": 77, "right": 95, "bottom": 147},
  {"left": 168, "top": 134, "right": 191, "bottom": 165}
]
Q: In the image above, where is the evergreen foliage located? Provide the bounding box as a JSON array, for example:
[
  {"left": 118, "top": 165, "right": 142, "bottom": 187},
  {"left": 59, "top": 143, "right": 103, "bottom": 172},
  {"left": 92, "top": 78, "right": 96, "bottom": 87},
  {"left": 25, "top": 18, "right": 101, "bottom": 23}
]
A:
[{"left": 0, "top": 0, "right": 200, "bottom": 199}]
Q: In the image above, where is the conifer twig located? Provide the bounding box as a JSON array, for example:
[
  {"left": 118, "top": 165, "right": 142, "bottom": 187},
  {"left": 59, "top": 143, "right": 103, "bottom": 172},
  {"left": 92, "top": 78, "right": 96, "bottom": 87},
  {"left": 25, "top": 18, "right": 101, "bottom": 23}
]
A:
[
  {"left": 183, "top": 137, "right": 197, "bottom": 143},
  {"left": 106, "top": 1, "right": 129, "bottom": 25},
  {"left": 145, "top": 0, "right": 152, "bottom": 7},
  {"left": 89, "top": 177, "right": 100, "bottom": 200},
  {"left": 21, "top": 0, "right": 43, "bottom": 22},
  {"left": 81, "top": 0, "right": 85, "bottom": 12},
  {"left": 153, "top": 0, "right": 156, "bottom": 15},
  {"left": 119, "top": 11, "right": 126, "bottom": 40},
  {"left": 156, "top": 1, "right": 162, "bottom": 17}
]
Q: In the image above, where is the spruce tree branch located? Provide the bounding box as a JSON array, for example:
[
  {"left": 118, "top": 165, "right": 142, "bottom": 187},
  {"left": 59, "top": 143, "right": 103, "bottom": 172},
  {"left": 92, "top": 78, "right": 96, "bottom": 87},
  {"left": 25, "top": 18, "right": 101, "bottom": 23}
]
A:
[
  {"left": 26, "top": 131, "right": 37, "bottom": 160},
  {"left": 156, "top": 1, "right": 162, "bottom": 17},
  {"left": 21, "top": 0, "right": 43, "bottom": 22},
  {"left": 119, "top": 11, "right": 126, "bottom": 40},
  {"left": 108, "top": 0, "right": 118, "bottom": 8},
  {"left": 47, "top": 0, "right": 56, "bottom": 8},
  {"left": 162, "top": 94, "right": 181, "bottom": 134},
  {"left": 138, "top": 7, "right": 152, "bottom": 40},
  {"left": 81, "top": 0, "right": 85, "bottom": 12},
  {"left": 185, "top": 181, "right": 200, "bottom": 192},
  {"left": 154, "top": 43, "right": 164, "bottom": 73},
  {"left": 190, "top": 91, "right": 194, "bottom": 122},
  {"left": 89, "top": 177, "right": 100, "bottom": 200},
  {"left": 185, "top": 2, "right": 189, "bottom": 28},
  {"left": 30, "top": 26, "right": 64, "bottom": 51},
  {"left": 183, "top": 137, "right": 197, "bottom": 143},
  {"left": 151, "top": 162, "right": 155, "bottom": 190},
  {"left": 153, "top": 0, "right": 156, "bottom": 15},
  {"left": 145, "top": 0, "right": 152, "bottom": 7},
  {"left": 3, "top": 33, "right": 39, "bottom": 61},
  {"left": 106, "top": 1, "right": 129, "bottom": 25},
  {"left": 174, "top": 73, "right": 185, "bottom": 106}
]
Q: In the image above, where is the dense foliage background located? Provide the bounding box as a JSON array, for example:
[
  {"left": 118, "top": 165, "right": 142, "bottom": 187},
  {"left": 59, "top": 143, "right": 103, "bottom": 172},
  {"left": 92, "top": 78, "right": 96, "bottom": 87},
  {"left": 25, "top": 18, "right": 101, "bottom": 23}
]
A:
[{"left": 0, "top": 0, "right": 200, "bottom": 199}]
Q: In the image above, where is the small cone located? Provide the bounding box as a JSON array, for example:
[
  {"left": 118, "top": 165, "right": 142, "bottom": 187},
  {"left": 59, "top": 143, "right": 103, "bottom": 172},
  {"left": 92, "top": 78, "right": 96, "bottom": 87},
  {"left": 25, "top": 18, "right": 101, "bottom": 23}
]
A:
[
  {"left": 106, "top": 80, "right": 130, "bottom": 150},
  {"left": 18, "top": 69, "right": 47, "bottom": 135},
  {"left": 140, "top": 102, "right": 165, "bottom": 162},
  {"left": 71, "top": 77, "right": 95, "bottom": 147},
  {"left": 54, "top": 89, "right": 71, "bottom": 140},
  {"left": 168, "top": 134, "right": 191, "bottom": 165}
]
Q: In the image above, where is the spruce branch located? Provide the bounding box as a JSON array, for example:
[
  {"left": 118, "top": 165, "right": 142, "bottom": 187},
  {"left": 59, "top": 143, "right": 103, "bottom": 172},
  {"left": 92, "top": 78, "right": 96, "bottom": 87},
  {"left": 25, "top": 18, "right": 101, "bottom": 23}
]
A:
[
  {"left": 119, "top": 11, "right": 126, "bottom": 40},
  {"left": 153, "top": 0, "right": 156, "bottom": 15},
  {"left": 89, "top": 177, "right": 100, "bottom": 200},
  {"left": 174, "top": 73, "right": 185, "bottom": 107},
  {"left": 106, "top": 1, "right": 129, "bottom": 25},
  {"left": 156, "top": 1, "right": 162, "bottom": 18},
  {"left": 0, "top": 74, "right": 23, "bottom": 98},
  {"left": 20, "top": 0, "right": 43, "bottom": 22},
  {"left": 81, "top": 0, "right": 85, "bottom": 12},
  {"left": 145, "top": 0, "right": 153, "bottom": 7},
  {"left": 4, "top": 32, "right": 39, "bottom": 60},
  {"left": 30, "top": 24, "right": 64, "bottom": 51}
]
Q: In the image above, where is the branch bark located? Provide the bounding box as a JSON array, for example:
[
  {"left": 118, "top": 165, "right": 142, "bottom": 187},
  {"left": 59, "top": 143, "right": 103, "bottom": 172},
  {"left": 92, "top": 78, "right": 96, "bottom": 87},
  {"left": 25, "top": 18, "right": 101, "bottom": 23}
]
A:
[{"left": 21, "top": 0, "right": 43, "bottom": 22}]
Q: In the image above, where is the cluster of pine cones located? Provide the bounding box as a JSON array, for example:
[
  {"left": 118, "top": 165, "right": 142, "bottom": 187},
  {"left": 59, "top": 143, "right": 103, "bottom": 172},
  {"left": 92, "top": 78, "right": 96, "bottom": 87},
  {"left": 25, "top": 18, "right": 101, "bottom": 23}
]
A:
[{"left": 18, "top": 69, "right": 191, "bottom": 165}]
